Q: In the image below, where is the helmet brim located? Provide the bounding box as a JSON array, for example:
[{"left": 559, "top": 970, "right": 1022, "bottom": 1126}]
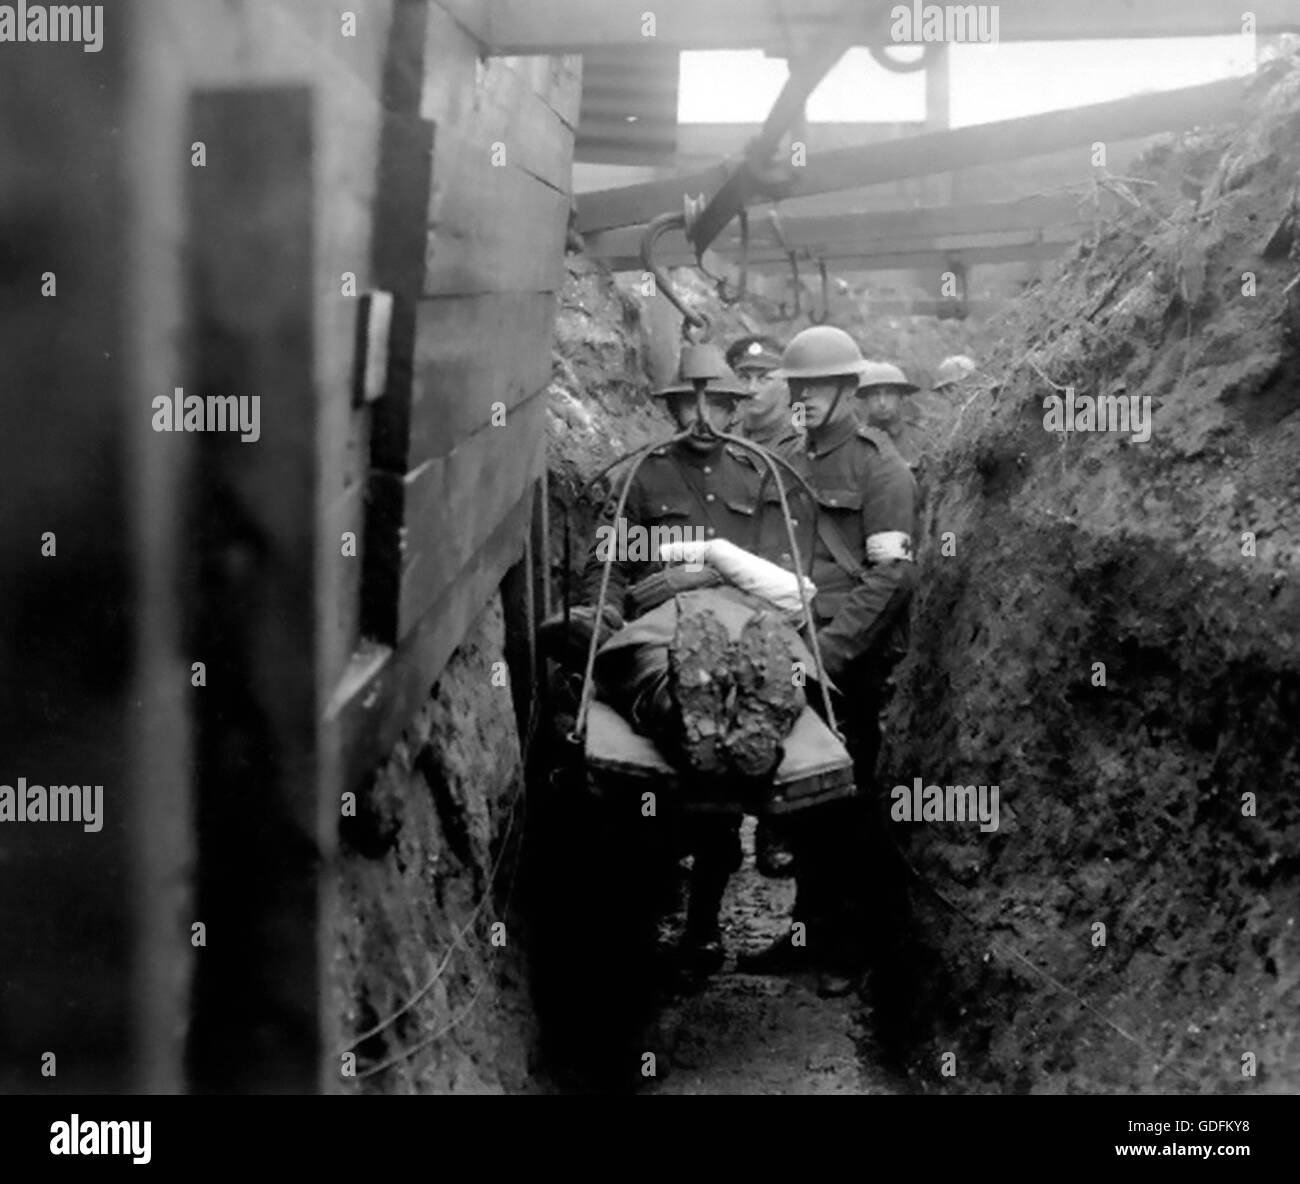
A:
[
  {"left": 769, "top": 364, "right": 867, "bottom": 381},
  {"left": 857, "top": 381, "right": 919, "bottom": 396},
  {"left": 651, "top": 382, "right": 753, "bottom": 399}
]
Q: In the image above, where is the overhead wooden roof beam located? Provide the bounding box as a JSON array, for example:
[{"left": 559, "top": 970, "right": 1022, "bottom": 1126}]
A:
[
  {"left": 585, "top": 194, "right": 1087, "bottom": 265},
  {"left": 594, "top": 229, "right": 1078, "bottom": 272},
  {"left": 484, "top": 0, "right": 1300, "bottom": 53},
  {"left": 577, "top": 74, "right": 1249, "bottom": 233}
]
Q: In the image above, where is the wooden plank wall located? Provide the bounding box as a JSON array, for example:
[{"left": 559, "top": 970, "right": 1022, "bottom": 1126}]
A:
[
  {"left": 326, "top": 1, "right": 580, "bottom": 792},
  {"left": 357, "top": 0, "right": 581, "bottom": 659}
]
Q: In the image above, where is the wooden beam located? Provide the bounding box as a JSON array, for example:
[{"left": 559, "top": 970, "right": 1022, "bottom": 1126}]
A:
[
  {"left": 598, "top": 237, "right": 1069, "bottom": 275},
  {"left": 407, "top": 291, "right": 557, "bottom": 463},
  {"left": 186, "top": 84, "right": 321, "bottom": 1094},
  {"left": 486, "top": 0, "right": 1300, "bottom": 52},
  {"left": 577, "top": 74, "right": 1248, "bottom": 233},
  {"left": 586, "top": 194, "right": 1086, "bottom": 265},
  {"left": 327, "top": 487, "right": 535, "bottom": 796},
  {"left": 861, "top": 297, "right": 1008, "bottom": 317},
  {"left": 757, "top": 237, "right": 1072, "bottom": 272},
  {"left": 380, "top": 389, "right": 548, "bottom": 638}
]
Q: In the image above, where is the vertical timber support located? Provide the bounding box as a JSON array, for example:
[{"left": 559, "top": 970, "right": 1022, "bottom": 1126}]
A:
[
  {"left": 184, "top": 86, "right": 321, "bottom": 1093},
  {"left": 361, "top": 0, "right": 436, "bottom": 645}
]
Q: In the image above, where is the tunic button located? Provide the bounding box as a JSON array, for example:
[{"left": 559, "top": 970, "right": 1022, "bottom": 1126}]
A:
[
  {"left": 705, "top": 493, "right": 716, "bottom": 503},
  {"left": 660, "top": 504, "right": 668, "bottom": 512},
  {"left": 707, "top": 527, "right": 717, "bottom": 537},
  {"left": 827, "top": 497, "right": 837, "bottom": 506},
  {"left": 790, "top": 518, "right": 799, "bottom": 526},
  {"left": 703, "top": 466, "right": 712, "bottom": 474},
  {"left": 781, "top": 553, "right": 791, "bottom": 565}
]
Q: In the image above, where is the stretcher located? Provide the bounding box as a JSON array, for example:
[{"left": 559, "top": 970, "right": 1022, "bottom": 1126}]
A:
[
  {"left": 565, "top": 421, "right": 856, "bottom": 816},
  {"left": 583, "top": 698, "right": 855, "bottom": 815}
]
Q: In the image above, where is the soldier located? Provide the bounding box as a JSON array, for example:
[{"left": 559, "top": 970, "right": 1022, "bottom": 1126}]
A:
[
  {"left": 725, "top": 334, "right": 797, "bottom": 450},
  {"left": 854, "top": 360, "right": 919, "bottom": 442},
  {"left": 931, "top": 353, "right": 977, "bottom": 396},
  {"left": 579, "top": 343, "right": 812, "bottom": 974},
  {"left": 727, "top": 333, "right": 802, "bottom": 878},
  {"left": 738, "top": 326, "right": 918, "bottom": 997}
]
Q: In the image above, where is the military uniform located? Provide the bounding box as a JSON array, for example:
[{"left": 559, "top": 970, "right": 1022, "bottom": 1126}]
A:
[
  {"left": 773, "top": 416, "right": 918, "bottom": 971},
  {"left": 742, "top": 403, "right": 801, "bottom": 452},
  {"left": 778, "top": 417, "right": 917, "bottom": 692},
  {"left": 582, "top": 438, "right": 781, "bottom": 615}
]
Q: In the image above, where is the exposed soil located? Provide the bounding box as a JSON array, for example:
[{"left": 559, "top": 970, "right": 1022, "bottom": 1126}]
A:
[{"left": 880, "top": 56, "right": 1300, "bottom": 1094}]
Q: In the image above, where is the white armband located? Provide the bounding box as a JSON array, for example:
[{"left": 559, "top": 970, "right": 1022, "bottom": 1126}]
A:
[{"left": 866, "top": 531, "right": 913, "bottom": 562}]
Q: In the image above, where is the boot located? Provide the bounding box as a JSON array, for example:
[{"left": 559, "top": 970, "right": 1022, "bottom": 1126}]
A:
[
  {"left": 678, "top": 857, "right": 729, "bottom": 976},
  {"left": 721, "top": 611, "right": 805, "bottom": 778},
  {"left": 679, "top": 919, "right": 725, "bottom": 976},
  {"left": 755, "top": 819, "right": 795, "bottom": 878},
  {"left": 667, "top": 603, "right": 733, "bottom": 775}
]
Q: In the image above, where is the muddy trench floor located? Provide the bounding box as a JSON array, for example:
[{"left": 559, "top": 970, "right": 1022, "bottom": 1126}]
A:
[{"left": 634, "top": 818, "right": 905, "bottom": 1095}]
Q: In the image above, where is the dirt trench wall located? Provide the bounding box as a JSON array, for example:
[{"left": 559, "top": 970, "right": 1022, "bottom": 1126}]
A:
[
  {"left": 879, "top": 60, "right": 1300, "bottom": 1093},
  {"left": 333, "top": 596, "right": 537, "bottom": 1093}
]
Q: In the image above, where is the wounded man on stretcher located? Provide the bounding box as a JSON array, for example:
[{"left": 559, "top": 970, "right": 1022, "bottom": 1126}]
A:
[{"left": 543, "top": 539, "right": 825, "bottom": 780}]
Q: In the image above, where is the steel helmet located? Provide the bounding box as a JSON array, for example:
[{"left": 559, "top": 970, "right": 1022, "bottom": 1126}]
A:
[
  {"left": 770, "top": 326, "right": 865, "bottom": 381},
  {"left": 932, "top": 354, "right": 977, "bottom": 390},
  {"left": 856, "top": 360, "right": 919, "bottom": 394},
  {"left": 652, "top": 342, "right": 751, "bottom": 398}
]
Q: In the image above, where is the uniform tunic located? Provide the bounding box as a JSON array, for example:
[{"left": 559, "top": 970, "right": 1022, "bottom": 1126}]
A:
[
  {"left": 582, "top": 438, "right": 782, "bottom": 618},
  {"left": 777, "top": 417, "right": 918, "bottom": 685}
]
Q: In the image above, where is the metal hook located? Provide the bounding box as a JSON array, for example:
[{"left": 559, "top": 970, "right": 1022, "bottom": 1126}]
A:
[
  {"left": 640, "top": 211, "right": 708, "bottom": 334},
  {"left": 699, "top": 208, "right": 749, "bottom": 306},
  {"left": 775, "top": 251, "right": 802, "bottom": 321},
  {"left": 809, "top": 258, "right": 831, "bottom": 324}
]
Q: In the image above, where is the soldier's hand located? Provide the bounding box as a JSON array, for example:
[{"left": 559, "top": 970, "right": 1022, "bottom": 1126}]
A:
[{"left": 596, "top": 604, "right": 625, "bottom": 633}]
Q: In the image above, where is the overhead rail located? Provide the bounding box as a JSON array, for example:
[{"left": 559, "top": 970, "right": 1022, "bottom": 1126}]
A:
[
  {"left": 577, "top": 75, "right": 1250, "bottom": 235},
  {"left": 586, "top": 194, "right": 1087, "bottom": 269}
]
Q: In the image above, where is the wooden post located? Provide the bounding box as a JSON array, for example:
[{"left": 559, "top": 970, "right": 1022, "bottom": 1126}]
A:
[{"left": 183, "top": 86, "right": 321, "bottom": 1094}]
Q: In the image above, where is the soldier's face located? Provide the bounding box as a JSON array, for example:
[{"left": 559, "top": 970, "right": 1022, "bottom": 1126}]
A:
[
  {"left": 790, "top": 378, "right": 852, "bottom": 433},
  {"left": 858, "top": 387, "right": 904, "bottom": 431},
  {"left": 737, "top": 366, "right": 785, "bottom": 422},
  {"left": 665, "top": 391, "right": 737, "bottom": 448}
]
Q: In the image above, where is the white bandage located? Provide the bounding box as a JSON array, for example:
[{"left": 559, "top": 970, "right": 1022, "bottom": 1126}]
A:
[
  {"left": 866, "top": 531, "right": 913, "bottom": 562},
  {"left": 659, "top": 537, "right": 817, "bottom": 613}
]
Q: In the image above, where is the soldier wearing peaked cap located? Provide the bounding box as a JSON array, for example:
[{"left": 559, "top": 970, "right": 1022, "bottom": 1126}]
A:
[{"left": 726, "top": 334, "right": 798, "bottom": 450}]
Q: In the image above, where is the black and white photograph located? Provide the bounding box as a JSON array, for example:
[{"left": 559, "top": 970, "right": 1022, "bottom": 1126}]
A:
[{"left": 1, "top": 0, "right": 1297, "bottom": 1161}]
